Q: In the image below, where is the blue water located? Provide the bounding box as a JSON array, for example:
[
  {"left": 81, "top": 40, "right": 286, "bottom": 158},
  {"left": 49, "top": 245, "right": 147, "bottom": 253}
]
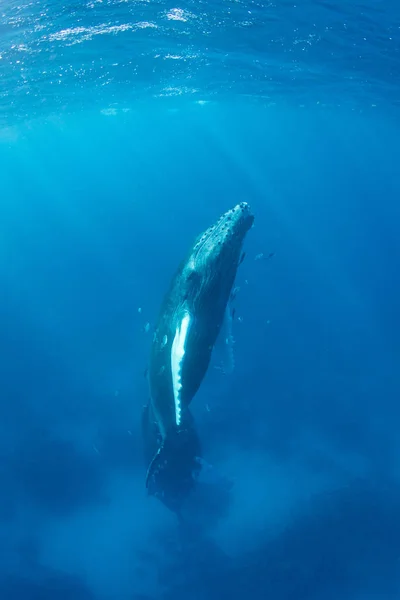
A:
[{"left": 1, "top": 0, "right": 400, "bottom": 598}]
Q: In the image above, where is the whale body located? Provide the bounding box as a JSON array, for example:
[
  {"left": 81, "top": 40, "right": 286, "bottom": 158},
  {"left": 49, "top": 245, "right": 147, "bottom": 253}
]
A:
[{"left": 144, "top": 202, "right": 254, "bottom": 511}]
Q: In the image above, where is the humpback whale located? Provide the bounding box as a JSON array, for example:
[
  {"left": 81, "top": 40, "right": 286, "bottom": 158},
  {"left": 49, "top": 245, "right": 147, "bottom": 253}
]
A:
[{"left": 144, "top": 202, "right": 254, "bottom": 511}]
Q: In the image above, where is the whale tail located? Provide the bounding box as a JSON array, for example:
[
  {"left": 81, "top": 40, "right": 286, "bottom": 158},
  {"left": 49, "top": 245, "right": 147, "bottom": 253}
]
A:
[{"left": 145, "top": 425, "right": 202, "bottom": 512}]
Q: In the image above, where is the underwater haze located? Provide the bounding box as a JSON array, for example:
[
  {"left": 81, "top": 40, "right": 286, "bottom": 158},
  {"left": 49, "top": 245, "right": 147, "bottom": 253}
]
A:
[{"left": 1, "top": 0, "right": 400, "bottom": 598}]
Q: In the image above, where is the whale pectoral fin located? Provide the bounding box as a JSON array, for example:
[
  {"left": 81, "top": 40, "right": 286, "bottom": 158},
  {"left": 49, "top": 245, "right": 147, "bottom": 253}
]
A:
[
  {"left": 171, "top": 312, "right": 192, "bottom": 426},
  {"left": 213, "top": 305, "right": 235, "bottom": 375},
  {"left": 145, "top": 446, "right": 162, "bottom": 490}
]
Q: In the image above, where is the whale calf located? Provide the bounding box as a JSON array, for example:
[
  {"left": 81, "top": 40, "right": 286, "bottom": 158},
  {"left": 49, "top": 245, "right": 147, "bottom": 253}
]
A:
[{"left": 144, "top": 202, "right": 254, "bottom": 511}]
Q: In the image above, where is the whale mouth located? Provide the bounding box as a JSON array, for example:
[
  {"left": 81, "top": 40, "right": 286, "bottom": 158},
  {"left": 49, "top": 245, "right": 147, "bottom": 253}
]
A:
[{"left": 192, "top": 202, "right": 254, "bottom": 263}]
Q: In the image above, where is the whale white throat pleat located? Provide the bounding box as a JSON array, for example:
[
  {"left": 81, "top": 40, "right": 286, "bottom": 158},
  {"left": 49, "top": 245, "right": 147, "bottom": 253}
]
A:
[{"left": 171, "top": 312, "right": 191, "bottom": 426}]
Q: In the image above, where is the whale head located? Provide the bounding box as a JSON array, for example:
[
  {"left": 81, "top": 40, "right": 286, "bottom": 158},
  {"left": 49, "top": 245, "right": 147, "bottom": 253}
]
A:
[{"left": 188, "top": 202, "right": 254, "bottom": 275}]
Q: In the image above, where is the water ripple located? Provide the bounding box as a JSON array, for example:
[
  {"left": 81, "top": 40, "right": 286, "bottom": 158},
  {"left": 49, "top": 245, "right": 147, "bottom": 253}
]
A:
[{"left": 0, "top": 0, "right": 399, "bottom": 124}]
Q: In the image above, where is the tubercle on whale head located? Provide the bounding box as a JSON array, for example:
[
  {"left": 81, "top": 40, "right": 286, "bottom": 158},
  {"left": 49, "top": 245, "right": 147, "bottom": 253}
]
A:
[{"left": 189, "top": 202, "right": 254, "bottom": 270}]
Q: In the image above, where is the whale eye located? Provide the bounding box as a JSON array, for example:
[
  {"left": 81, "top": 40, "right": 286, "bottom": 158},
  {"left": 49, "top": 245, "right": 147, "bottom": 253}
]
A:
[{"left": 187, "top": 270, "right": 201, "bottom": 284}]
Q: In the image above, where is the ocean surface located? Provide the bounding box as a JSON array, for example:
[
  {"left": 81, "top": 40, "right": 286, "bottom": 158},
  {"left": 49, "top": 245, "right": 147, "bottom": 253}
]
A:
[{"left": 1, "top": 0, "right": 400, "bottom": 599}]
